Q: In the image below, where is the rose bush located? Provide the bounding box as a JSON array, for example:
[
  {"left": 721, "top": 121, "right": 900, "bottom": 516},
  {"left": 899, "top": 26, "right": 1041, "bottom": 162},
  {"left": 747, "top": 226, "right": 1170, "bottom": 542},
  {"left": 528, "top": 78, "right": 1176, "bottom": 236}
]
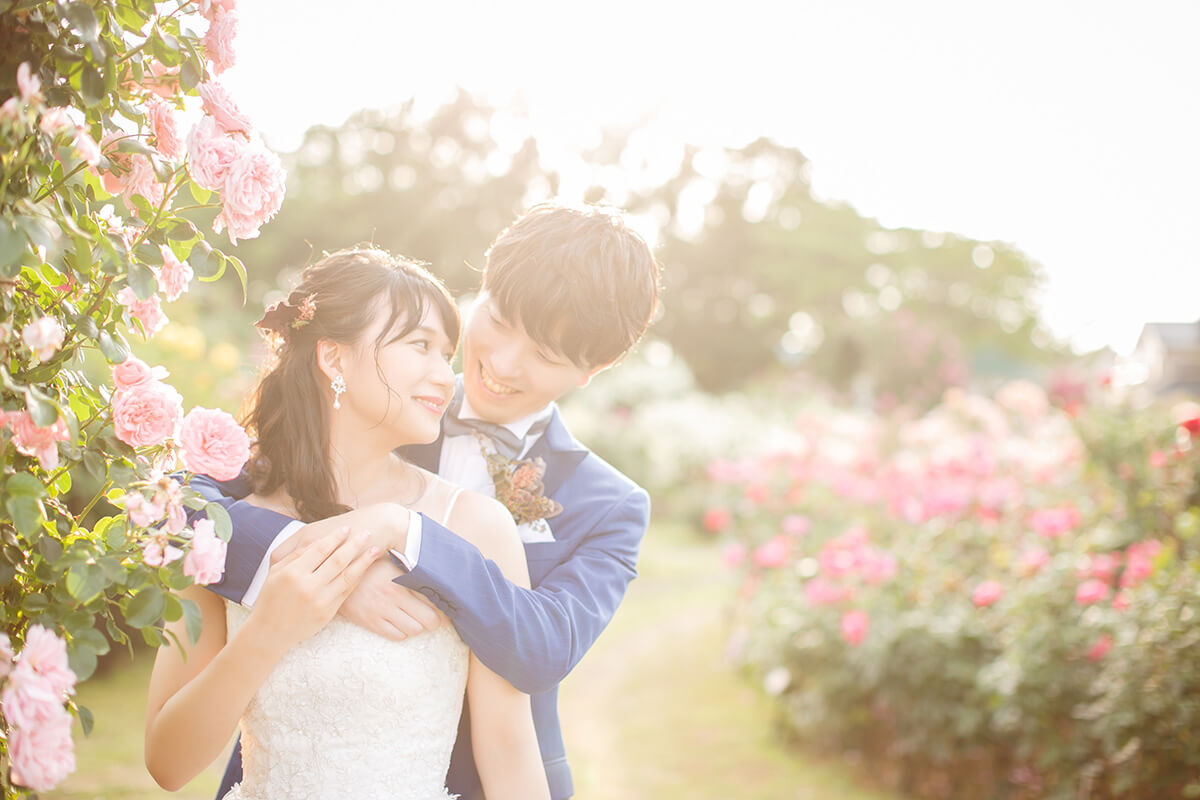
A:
[
  {"left": 710, "top": 381, "right": 1200, "bottom": 799},
  {"left": 0, "top": 2, "right": 279, "bottom": 794}
]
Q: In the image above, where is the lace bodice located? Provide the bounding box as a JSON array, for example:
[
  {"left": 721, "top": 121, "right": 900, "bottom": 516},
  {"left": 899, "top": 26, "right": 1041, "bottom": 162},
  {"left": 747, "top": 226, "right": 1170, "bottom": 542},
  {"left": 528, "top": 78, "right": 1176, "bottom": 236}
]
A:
[{"left": 221, "top": 602, "right": 469, "bottom": 800}]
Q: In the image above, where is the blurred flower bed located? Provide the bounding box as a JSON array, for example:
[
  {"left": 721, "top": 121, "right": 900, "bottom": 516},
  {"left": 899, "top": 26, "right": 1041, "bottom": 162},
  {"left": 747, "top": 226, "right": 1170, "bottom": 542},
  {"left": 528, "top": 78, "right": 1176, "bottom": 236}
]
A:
[{"left": 698, "top": 383, "right": 1200, "bottom": 799}]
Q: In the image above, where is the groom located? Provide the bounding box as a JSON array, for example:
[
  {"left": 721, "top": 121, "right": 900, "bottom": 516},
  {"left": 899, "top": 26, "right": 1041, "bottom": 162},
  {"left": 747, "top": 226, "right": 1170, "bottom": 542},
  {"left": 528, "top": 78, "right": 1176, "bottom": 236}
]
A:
[{"left": 192, "top": 203, "right": 661, "bottom": 800}]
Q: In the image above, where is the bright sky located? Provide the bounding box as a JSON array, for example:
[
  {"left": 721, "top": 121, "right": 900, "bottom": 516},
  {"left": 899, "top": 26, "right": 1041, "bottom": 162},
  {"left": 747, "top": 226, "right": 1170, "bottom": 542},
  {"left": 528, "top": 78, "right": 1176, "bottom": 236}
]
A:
[{"left": 222, "top": 0, "right": 1200, "bottom": 355}]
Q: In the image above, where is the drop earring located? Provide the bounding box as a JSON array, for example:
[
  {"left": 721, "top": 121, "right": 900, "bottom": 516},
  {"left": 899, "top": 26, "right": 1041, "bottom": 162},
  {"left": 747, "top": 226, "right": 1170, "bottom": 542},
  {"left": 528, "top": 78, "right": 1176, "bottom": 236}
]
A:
[{"left": 331, "top": 374, "right": 347, "bottom": 410}]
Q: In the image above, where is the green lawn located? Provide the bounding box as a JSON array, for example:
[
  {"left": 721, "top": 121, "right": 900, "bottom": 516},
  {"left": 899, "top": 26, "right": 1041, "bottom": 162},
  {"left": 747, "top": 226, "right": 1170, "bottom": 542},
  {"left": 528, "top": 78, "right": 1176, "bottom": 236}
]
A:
[{"left": 47, "top": 522, "right": 902, "bottom": 800}]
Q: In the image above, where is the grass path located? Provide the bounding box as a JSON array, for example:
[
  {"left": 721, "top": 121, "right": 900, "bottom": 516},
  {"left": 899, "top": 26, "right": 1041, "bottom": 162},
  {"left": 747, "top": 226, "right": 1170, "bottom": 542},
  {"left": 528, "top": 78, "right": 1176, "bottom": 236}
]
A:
[{"left": 47, "top": 523, "right": 901, "bottom": 799}]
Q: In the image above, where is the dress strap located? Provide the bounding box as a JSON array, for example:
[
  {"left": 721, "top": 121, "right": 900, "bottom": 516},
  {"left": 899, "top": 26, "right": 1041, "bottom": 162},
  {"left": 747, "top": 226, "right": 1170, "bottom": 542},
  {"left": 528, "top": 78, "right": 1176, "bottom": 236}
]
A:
[{"left": 441, "top": 486, "right": 465, "bottom": 526}]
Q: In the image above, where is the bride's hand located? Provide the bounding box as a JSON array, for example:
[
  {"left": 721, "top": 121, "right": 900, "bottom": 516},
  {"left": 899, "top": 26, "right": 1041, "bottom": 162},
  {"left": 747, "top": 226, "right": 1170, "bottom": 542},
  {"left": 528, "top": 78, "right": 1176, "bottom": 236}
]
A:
[
  {"left": 247, "top": 526, "right": 380, "bottom": 652},
  {"left": 270, "top": 503, "right": 410, "bottom": 565}
]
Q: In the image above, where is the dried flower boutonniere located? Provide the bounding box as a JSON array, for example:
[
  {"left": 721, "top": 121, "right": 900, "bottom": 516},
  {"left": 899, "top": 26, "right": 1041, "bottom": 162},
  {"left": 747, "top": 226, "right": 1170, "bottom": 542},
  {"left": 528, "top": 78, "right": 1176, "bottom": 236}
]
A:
[{"left": 479, "top": 435, "right": 563, "bottom": 530}]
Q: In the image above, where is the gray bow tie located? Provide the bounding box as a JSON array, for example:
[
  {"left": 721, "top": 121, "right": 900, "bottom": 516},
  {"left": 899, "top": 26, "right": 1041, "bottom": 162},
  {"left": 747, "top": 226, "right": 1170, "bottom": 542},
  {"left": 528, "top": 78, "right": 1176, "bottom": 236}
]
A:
[{"left": 441, "top": 388, "right": 550, "bottom": 459}]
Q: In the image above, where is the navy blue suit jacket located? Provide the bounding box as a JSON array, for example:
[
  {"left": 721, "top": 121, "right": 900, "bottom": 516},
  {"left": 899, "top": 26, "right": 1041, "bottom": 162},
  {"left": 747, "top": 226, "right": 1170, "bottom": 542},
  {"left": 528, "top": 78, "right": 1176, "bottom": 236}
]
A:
[{"left": 193, "top": 406, "right": 649, "bottom": 800}]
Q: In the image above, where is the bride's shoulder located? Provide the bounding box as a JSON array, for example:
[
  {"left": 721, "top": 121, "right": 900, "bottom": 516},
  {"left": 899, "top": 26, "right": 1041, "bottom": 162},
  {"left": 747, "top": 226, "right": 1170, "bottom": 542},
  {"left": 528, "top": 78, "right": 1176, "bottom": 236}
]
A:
[{"left": 443, "top": 490, "right": 519, "bottom": 546}]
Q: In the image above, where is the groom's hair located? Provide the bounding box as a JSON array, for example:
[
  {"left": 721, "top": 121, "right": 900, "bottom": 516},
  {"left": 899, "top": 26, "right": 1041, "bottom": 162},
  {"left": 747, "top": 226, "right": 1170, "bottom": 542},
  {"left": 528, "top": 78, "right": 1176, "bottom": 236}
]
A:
[{"left": 482, "top": 203, "right": 661, "bottom": 368}]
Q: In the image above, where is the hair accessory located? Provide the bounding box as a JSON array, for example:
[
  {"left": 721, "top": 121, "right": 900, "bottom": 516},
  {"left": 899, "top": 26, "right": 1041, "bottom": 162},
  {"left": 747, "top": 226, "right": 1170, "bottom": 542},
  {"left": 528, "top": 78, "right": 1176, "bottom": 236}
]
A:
[
  {"left": 255, "top": 292, "right": 318, "bottom": 337},
  {"left": 331, "top": 374, "right": 346, "bottom": 410}
]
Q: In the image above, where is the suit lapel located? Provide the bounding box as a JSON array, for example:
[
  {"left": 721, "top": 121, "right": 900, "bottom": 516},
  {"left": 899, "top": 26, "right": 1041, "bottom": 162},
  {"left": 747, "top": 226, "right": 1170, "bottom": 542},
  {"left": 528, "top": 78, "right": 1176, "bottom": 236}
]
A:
[{"left": 528, "top": 407, "right": 588, "bottom": 499}]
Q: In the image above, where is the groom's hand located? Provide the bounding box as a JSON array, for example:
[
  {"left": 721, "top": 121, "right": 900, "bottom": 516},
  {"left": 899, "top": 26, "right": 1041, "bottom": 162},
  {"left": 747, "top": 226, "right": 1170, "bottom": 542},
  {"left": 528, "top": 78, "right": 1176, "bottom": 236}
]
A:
[{"left": 338, "top": 559, "right": 449, "bottom": 641}]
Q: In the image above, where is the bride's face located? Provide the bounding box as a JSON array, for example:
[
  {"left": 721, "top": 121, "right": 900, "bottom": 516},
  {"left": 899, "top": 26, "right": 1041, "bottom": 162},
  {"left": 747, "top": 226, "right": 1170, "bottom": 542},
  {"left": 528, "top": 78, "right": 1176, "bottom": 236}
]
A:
[{"left": 334, "top": 301, "right": 457, "bottom": 446}]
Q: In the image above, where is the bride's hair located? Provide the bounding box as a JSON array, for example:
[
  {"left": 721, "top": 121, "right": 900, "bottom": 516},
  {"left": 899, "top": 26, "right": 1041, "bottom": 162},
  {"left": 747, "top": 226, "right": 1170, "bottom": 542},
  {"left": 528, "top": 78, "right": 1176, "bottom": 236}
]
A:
[{"left": 242, "top": 247, "right": 460, "bottom": 522}]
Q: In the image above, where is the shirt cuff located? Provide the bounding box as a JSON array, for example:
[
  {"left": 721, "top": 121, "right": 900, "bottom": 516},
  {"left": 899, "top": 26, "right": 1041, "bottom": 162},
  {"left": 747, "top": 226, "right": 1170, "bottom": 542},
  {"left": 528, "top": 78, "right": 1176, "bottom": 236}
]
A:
[
  {"left": 388, "top": 511, "right": 423, "bottom": 571},
  {"left": 241, "top": 520, "right": 305, "bottom": 608}
]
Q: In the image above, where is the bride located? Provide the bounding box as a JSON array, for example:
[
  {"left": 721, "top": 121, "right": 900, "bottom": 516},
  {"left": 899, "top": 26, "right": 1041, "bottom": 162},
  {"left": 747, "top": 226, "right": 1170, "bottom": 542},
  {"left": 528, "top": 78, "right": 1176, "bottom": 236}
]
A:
[{"left": 143, "top": 248, "right": 550, "bottom": 799}]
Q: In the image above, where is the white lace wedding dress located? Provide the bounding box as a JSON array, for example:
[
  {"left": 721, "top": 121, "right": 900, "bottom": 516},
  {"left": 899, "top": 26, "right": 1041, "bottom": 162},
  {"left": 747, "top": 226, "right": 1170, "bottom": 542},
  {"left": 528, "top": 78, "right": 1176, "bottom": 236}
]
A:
[{"left": 221, "top": 489, "right": 470, "bottom": 800}]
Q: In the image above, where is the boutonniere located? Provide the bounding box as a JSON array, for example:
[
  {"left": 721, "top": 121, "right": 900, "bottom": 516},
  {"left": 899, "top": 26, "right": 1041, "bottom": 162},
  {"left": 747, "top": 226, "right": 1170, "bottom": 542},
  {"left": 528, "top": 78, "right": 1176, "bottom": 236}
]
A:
[{"left": 478, "top": 434, "right": 563, "bottom": 527}]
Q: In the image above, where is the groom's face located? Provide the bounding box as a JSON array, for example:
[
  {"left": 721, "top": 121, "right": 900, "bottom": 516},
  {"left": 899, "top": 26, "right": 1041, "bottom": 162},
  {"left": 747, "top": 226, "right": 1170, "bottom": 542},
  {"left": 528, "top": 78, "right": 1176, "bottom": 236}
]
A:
[{"left": 461, "top": 294, "right": 594, "bottom": 424}]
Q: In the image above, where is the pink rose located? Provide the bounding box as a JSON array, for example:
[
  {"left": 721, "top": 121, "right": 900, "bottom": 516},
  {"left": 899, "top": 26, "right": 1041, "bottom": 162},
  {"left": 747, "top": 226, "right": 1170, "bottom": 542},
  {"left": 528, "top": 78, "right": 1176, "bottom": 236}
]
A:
[
  {"left": 143, "top": 533, "right": 184, "bottom": 567},
  {"left": 1149, "top": 450, "right": 1166, "bottom": 469},
  {"left": 146, "top": 97, "right": 182, "bottom": 160},
  {"left": 111, "top": 380, "right": 184, "bottom": 448},
  {"left": 21, "top": 316, "right": 64, "bottom": 362},
  {"left": 213, "top": 142, "right": 285, "bottom": 244},
  {"left": 116, "top": 286, "right": 169, "bottom": 336},
  {"left": 860, "top": 551, "right": 898, "bottom": 585},
  {"left": 38, "top": 107, "right": 73, "bottom": 136},
  {"left": 198, "top": 81, "right": 252, "bottom": 135},
  {"left": 0, "top": 97, "right": 19, "bottom": 122},
  {"left": 203, "top": 9, "right": 238, "bottom": 74},
  {"left": 186, "top": 116, "right": 242, "bottom": 191},
  {"left": 124, "top": 492, "right": 165, "bottom": 528},
  {"left": 1120, "top": 539, "right": 1162, "bottom": 588},
  {"left": 8, "top": 706, "right": 75, "bottom": 792},
  {"left": 752, "top": 534, "right": 791, "bottom": 569},
  {"left": 1075, "top": 578, "right": 1109, "bottom": 606},
  {"left": 164, "top": 501, "right": 188, "bottom": 534},
  {"left": 4, "top": 410, "right": 70, "bottom": 470},
  {"left": 1112, "top": 590, "right": 1131, "bottom": 611},
  {"left": 179, "top": 406, "right": 250, "bottom": 480},
  {"left": 804, "top": 578, "right": 845, "bottom": 607},
  {"left": 781, "top": 514, "right": 811, "bottom": 536},
  {"left": 121, "top": 154, "right": 165, "bottom": 212},
  {"left": 721, "top": 542, "right": 746, "bottom": 569},
  {"left": 0, "top": 634, "right": 13, "bottom": 680},
  {"left": 156, "top": 245, "right": 194, "bottom": 301},
  {"left": 19, "top": 625, "right": 76, "bottom": 696},
  {"left": 197, "top": 0, "right": 237, "bottom": 21},
  {"left": 1086, "top": 634, "right": 1113, "bottom": 662},
  {"left": 72, "top": 129, "right": 101, "bottom": 167},
  {"left": 841, "top": 609, "right": 869, "bottom": 646},
  {"left": 112, "top": 355, "right": 168, "bottom": 391},
  {"left": 16, "top": 62, "right": 41, "bottom": 103},
  {"left": 1, "top": 666, "right": 63, "bottom": 729},
  {"left": 972, "top": 580, "right": 1005, "bottom": 608},
  {"left": 184, "top": 517, "right": 226, "bottom": 585},
  {"left": 1029, "top": 506, "right": 1081, "bottom": 538},
  {"left": 702, "top": 507, "right": 731, "bottom": 534},
  {"left": 1018, "top": 546, "right": 1050, "bottom": 575}
]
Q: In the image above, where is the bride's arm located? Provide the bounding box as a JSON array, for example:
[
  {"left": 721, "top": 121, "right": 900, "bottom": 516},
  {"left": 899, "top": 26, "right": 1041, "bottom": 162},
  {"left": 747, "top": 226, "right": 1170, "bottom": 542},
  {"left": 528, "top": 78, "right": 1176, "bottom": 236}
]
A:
[
  {"left": 144, "top": 529, "right": 377, "bottom": 791},
  {"left": 452, "top": 493, "right": 550, "bottom": 800}
]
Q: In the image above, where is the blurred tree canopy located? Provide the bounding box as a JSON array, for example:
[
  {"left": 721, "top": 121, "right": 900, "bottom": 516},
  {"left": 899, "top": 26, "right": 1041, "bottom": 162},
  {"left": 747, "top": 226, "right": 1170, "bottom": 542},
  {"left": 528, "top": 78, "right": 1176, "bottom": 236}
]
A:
[{"left": 204, "top": 93, "right": 1059, "bottom": 399}]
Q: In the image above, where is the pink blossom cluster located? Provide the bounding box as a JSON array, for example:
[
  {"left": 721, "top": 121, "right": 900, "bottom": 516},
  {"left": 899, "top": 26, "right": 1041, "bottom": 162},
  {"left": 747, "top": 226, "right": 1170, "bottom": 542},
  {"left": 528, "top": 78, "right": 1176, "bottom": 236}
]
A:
[
  {"left": 1, "top": 627, "right": 77, "bottom": 791},
  {"left": 5, "top": 64, "right": 100, "bottom": 165},
  {"left": 111, "top": 356, "right": 184, "bottom": 448},
  {"left": 1, "top": 410, "right": 70, "bottom": 470},
  {"left": 116, "top": 286, "right": 169, "bottom": 336},
  {"left": 21, "top": 315, "right": 64, "bottom": 362}
]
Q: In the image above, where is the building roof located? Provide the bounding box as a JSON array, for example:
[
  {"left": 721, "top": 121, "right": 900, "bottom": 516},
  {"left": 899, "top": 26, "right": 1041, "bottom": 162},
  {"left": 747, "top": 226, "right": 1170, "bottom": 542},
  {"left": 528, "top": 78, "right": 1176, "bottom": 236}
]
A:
[{"left": 1139, "top": 321, "right": 1200, "bottom": 351}]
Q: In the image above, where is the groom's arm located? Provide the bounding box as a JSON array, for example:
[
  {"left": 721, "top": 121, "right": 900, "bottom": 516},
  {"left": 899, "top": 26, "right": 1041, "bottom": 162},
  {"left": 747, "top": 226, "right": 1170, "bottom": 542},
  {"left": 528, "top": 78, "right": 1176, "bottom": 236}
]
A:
[
  {"left": 183, "top": 472, "right": 290, "bottom": 605},
  {"left": 394, "top": 487, "right": 648, "bottom": 695}
]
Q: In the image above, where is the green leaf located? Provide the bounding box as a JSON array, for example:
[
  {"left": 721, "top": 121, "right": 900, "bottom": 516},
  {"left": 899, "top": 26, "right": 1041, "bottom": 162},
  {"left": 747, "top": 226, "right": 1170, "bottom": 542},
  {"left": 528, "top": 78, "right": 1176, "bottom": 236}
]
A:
[
  {"left": 37, "top": 534, "right": 62, "bottom": 561},
  {"left": 6, "top": 472, "right": 47, "bottom": 499},
  {"left": 163, "top": 592, "right": 182, "bottom": 622},
  {"left": 73, "top": 625, "right": 110, "bottom": 656},
  {"left": 77, "top": 704, "right": 95, "bottom": 736},
  {"left": 97, "top": 330, "right": 129, "bottom": 362},
  {"left": 75, "top": 310, "right": 100, "bottom": 339},
  {"left": 25, "top": 388, "right": 60, "bottom": 427},
  {"left": 116, "top": 138, "right": 155, "bottom": 156},
  {"left": 67, "top": 644, "right": 97, "bottom": 682},
  {"left": 21, "top": 593, "right": 49, "bottom": 613},
  {"left": 168, "top": 219, "right": 199, "bottom": 240},
  {"left": 81, "top": 63, "right": 105, "bottom": 107},
  {"left": 180, "top": 59, "right": 201, "bottom": 91},
  {"left": 7, "top": 496, "right": 44, "bottom": 537},
  {"left": 0, "top": 217, "right": 27, "bottom": 277},
  {"left": 124, "top": 585, "right": 166, "bottom": 628},
  {"left": 226, "top": 254, "right": 248, "bottom": 301},
  {"left": 97, "top": 555, "right": 126, "bottom": 584},
  {"left": 105, "top": 518, "right": 128, "bottom": 549},
  {"left": 51, "top": 469, "right": 72, "bottom": 496},
  {"left": 127, "top": 260, "right": 157, "bottom": 299},
  {"left": 188, "top": 182, "right": 211, "bottom": 205},
  {"left": 83, "top": 449, "right": 106, "bottom": 479},
  {"left": 191, "top": 241, "right": 222, "bottom": 279},
  {"left": 66, "top": 2, "right": 101, "bottom": 43},
  {"left": 204, "top": 502, "right": 233, "bottom": 541},
  {"left": 66, "top": 563, "right": 106, "bottom": 603},
  {"left": 181, "top": 596, "right": 203, "bottom": 644}
]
